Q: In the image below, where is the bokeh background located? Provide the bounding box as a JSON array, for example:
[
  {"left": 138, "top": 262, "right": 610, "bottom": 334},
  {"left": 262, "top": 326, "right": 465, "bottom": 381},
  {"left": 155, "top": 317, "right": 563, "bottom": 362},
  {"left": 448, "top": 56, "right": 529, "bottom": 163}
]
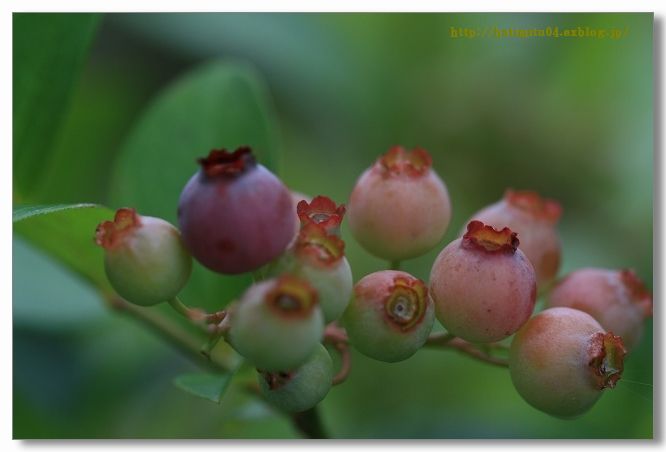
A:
[{"left": 13, "top": 13, "right": 653, "bottom": 438}]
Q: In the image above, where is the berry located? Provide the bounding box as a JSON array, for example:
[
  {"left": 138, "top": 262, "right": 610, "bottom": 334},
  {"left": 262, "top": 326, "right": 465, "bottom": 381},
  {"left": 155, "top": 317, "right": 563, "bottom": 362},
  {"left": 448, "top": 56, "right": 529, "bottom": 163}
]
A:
[
  {"left": 429, "top": 221, "right": 536, "bottom": 343},
  {"left": 227, "top": 275, "right": 324, "bottom": 371},
  {"left": 267, "top": 222, "right": 353, "bottom": 323},
  {"left": 257, "top": 343, "right": 333, "bottom": 413},
  {"left": 95, "top": 208, "right": 192, "bottom": 306},
  {"left": 347, "top": 146, "right": 451, "bottom": 261},
  {"left": 297, "top": 195, "right": 346, "bottom": 236},
  {"left": 343, "top": 270, "right": 434, "bottom": 362},
  {"left": 177, "top": 147, "right": 296, "bottom": 274},
  {"left": 509, "top": 307, "right": 626, "bottom": 418},
  {"left": 465, "top": 189, "right": 562, "bottom": 287},
  {"left": 547, "top": 268, "right": 652, "bottom": 350}
]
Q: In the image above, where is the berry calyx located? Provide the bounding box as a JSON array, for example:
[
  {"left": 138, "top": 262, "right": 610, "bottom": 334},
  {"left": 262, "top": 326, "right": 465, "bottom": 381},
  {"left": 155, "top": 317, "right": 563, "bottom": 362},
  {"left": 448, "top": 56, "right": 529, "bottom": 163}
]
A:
[
  {"left": 177, "top": 147, "right": 296, "bottom": 275},
  {"left": 430, "top": 221, "right": 536, "bottom": 343},
  {"left": 343, "top": 270, "right": 434, "bottom": 362},
  {"left": 465, "top": 189, "right": 562, "bottom": 287},
  {"left": 547, "top": 268, "right": 652, "bottom": 349},
  {"left": 227, "top": 275, "right": 324, "bottom": 371},
  {"left": 297, "top": 196, "right": 346, "bottom": 236},
  {"left": 347, "top": 146, "right": 452, "bottom": 261},
  {"left": 509, "top": 307, "right": 626, "bottom": 418},
  {"left": 95, "top": 208, "right": 192, "bottom": 306},
  {"left": 257, "top": 343, "right": 333, "bottom": 413},
  {"left": 265, "top": 223, "right": 353, "bottom": 323}
]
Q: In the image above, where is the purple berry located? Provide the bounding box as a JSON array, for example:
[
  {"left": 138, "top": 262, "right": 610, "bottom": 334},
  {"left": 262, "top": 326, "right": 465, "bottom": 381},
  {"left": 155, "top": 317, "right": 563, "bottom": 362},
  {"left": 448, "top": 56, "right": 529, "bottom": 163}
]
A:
[{"left": 177, "top": 147, "right": 296, "bottom": 274}]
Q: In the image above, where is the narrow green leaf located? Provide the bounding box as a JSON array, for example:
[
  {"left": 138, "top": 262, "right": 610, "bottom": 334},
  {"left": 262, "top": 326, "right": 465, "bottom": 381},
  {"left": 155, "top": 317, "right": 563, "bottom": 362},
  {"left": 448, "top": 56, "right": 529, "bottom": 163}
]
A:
[
  {"left": 173, "top": 372, "right": 233, "bottom": 404},
  {"left": 108, "top": 61, "right": 281, "bottom": 310},
  {"left": 13, "top": 203, "right": 114, "bottom": 291},
  {"left": 13, "top": 13, "right": 100, "bottom": 201}
]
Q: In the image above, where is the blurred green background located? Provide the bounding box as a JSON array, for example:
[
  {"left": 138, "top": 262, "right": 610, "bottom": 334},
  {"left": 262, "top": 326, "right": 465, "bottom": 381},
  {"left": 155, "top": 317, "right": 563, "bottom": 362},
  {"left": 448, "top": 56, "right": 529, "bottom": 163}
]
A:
[{"left": 13, "top": 13, "right": 653, "bottom": 438}]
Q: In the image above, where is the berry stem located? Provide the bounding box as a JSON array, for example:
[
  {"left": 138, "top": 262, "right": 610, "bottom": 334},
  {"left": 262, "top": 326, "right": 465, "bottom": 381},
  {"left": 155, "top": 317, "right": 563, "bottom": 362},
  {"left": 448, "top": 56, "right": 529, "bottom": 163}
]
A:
[
  {"left": 425, "top": 335, "right": 509, "bottom": 367},
  {"left": 324, "top": 323, "right": 352, "bottom": 385},
  {"left": 291, "top": 407, "right": 328, "bottom": 439},
  {"left": 389, "top": 260, "right": 402, "bottom": 270}
]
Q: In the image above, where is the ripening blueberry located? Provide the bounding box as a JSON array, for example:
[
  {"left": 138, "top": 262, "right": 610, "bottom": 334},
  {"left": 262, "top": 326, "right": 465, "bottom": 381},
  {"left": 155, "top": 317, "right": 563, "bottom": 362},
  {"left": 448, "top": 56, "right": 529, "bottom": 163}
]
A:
[
  {"left": 347, "top": 146, "right": 451, "bottom": 261},
  {"left": 227, "top": 275, "right": 324, "bottom": 371},
  {"left": 95, "top": 208, "right": 192, "bottom": 306},
  {"left": 430, "top": 221, "right": 537, "bottom": 343},
  {"left": 548, "top": 268, "right": 652, "bottom": 350},
  {"left": 465, "top": 189, "right": 562, "bottom": 287},
  {"left": 257, "top": 343, "right": 333, "bottom": 413},
  {"left": 177, "top": 147, "right": 296, "bottom": 274},
  {"left": 509, "top": 307, "right": 626, "bottom": 418},
  {"left": 343, "top": 270, "right": 435, "bottom": 362},
  {"left": 267, "top": 221, "right": 353, "bottom": 323}
]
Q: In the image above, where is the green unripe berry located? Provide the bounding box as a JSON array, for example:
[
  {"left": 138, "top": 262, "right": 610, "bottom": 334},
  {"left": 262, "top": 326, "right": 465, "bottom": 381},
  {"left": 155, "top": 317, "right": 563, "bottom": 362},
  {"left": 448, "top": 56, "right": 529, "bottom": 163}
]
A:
[
  {"left": 266, "top": 222, "right": 353, "bottom": 323},
  {"left": 258, "top": 343, "right": 333, "bottom": 413},
  {"left": 228, "top": 275, "right": 325, "bottom": 372},
  {"left": 95, "top": 208, "right": 192, "bottom": 306},
  {"left": 343, "top": 270, "right": 434, "bottom": 362}
]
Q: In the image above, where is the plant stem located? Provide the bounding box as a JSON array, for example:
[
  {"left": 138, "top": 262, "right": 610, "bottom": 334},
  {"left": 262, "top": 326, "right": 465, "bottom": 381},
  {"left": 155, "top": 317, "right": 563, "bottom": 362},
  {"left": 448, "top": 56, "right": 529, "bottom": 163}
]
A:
[
  {"left": 292, "top": 407, "right": 328, "bottom": 439},
  {"left": 425, "top": 334, "right": 509, "bottom": 368},
  {"left": 389, "top": 260, "right": 402, "bottom": 270}
]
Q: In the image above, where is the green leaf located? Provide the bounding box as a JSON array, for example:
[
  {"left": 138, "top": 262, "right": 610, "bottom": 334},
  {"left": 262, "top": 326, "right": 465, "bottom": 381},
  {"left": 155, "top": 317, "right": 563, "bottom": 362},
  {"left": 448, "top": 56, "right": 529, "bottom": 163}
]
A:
[
  {"left": 13, "top": 203, "right": 114, "bottom": 291},
  {"left": 173, "top": 372, "right": 233, "bottom": 404},
  {"left": 13, "top": 13, "right": 100, "bottom": 201},
  {"left": 108, "top": 61, "right": 281, "bottom": 310}
]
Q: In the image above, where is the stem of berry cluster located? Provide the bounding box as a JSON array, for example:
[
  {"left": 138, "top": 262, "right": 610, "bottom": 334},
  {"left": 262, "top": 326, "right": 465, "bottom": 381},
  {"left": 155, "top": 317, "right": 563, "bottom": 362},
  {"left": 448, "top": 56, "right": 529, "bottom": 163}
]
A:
[
  {"left": 389, "top": 260, "right": 402, "bottom": 270},
  {"left": 425, "top": 332, "right": 509, "bottom": 367}
]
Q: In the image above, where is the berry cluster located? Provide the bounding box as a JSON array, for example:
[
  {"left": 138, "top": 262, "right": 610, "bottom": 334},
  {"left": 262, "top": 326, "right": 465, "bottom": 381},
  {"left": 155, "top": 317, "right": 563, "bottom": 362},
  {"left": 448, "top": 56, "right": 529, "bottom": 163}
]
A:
[{"left": 95, "top": 145, "right": 651, "bottom": 419}]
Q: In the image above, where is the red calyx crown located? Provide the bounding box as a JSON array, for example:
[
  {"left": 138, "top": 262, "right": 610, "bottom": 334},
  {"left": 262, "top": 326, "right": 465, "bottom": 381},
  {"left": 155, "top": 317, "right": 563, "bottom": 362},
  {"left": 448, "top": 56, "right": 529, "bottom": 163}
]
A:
[
  {"left": 95, "top": 208, "right": 141, "bottom": 250},
  {"left": 197, "top": 146, "right": 256, "bottom": 178},
  {"left": 294, "top": 223, "right": 345, "bottom": 268},
  {"left": 588, "top": 332, "right": 626, "bottom": 390},
  {"left": 505, "top": 189, "right": 562, "bottom": 223},
  {"left": 620, "top": 269, "right": 653, "bottom": 317},
  {"left": 297, "top": 195, "right": 346, "bottom": 235},
  {"left": 376, "top": 146, "right": 433, "bottom": 178},
  {"left": 462, "top": 220, "right": 519, "bottom": 254}
]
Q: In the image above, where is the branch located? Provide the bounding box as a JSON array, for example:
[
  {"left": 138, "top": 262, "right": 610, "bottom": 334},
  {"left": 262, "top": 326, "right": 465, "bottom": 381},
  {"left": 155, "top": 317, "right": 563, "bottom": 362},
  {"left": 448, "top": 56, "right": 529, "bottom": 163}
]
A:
[
  {"left": 324, "top": 323, "right": 351, "bottom": 385},
  {"left": 425, "top": 333, "right": 509, "bottom": 368}
]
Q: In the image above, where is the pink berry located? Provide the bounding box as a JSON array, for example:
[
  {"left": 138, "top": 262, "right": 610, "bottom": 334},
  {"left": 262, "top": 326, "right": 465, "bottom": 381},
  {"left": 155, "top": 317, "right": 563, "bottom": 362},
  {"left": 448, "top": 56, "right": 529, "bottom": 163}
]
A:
[
  {"left": 177, "top": 147, "right": 296, "bottom": 274},
  {"left": 465, "top": 190, "right": 562, "bottom": 287},
  {"left": 509, "top": 307, "right": 626, "bottom": 418},
  {"left": 343, "top": 270, "right": 434, "bottom": 362},
  {"left": 347, "top": 146, "right": 451, "bottom": 261},
  {"left": 429, "top": 221, "right": 537, "bottom": 343},
  {"left": 547, "top": 268, "right": 652, "bottom": 350}
]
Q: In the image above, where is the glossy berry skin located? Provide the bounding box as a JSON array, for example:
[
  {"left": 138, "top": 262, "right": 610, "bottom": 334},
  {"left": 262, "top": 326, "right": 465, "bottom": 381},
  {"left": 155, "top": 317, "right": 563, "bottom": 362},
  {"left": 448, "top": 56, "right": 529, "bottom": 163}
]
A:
[
  {"left": 347, "top": 146, "right": 451, "bottom": 261},
  {"left": 343, "top": 270, "right": 434, "bottom": 362},
  {"left": 548, "top": 268, "right": 652, "bottom": 350},
  {"left": 177, "top": 147, "right": 296, "bottom": 274},
  {"left": 258, "top": 343, "right": 333, "bottom": 413},
  {"left": 268, "top": 223, "right": 353, "bottom": 323},
  {"left": 509, "top": 307, "right": 626, "bottom": 418},
  {"left": 465, "top": 190, "right": 562, "bottom": 287},
  {"left": 430, "top": 221, "right": 536, "bottom": 343},
  {"left": 227, "top": 275, "right": 324, "bottom": 372},
  {"left": 95, "top": 208, "right": 192, "bottom": 306}
]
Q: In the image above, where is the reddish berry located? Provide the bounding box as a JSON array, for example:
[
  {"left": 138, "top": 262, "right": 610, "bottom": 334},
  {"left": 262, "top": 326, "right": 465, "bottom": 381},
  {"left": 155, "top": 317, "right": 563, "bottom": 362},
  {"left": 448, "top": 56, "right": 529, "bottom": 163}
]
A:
[
  {"left": 509, "top": 307, "right": 626, "bottom": 418},
  {"left": 343, "top": 270, "right": 434, "bottom": 362},
  {"left": 177, "top": 147, "right": 296, "bottom": 274},
  {"left": 95, "top": 208, "right": 192, "bottom": 306},
  {"left": 548, "top": 268, "right": 652, "bottom": 350},
  {"left": 267, "top": 223, "right": 353, "bottom": 323},
  {"left": 465, "top": 190, "right": 562, "bottom": 287},
  {"left": 290, "top": 190, "right": 312, "bottom": 237},
  {"left": 347, "top": 146, "right": 452, "bottom": 261},
  {"left": 227, "top": 275, "right": 324, "bottom": 371},
  {"left": 297, "top": 195, "right": 346, "bottom": 236},
  {"left": 430, "top": 221, "right": 537, "bottom": 343},
  {"left": 257, "top": 343, "right": 333, "bottom": 413}
]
